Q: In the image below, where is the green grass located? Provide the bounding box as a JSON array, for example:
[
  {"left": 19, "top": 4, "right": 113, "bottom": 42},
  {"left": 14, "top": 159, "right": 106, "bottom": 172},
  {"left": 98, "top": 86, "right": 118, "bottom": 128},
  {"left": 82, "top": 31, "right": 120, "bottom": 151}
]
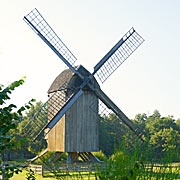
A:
[
  {"left": 10, "top": 170, "right": 96, "bottom": 180},
  {"left": 8, "top": 163, "right": 180, "bottom": 180},
  {"left": 10, "top": 165, "right": 180, "bottom": 180},
  {"left": 10, "top": 172, "right": 56, "bottom": 180}
]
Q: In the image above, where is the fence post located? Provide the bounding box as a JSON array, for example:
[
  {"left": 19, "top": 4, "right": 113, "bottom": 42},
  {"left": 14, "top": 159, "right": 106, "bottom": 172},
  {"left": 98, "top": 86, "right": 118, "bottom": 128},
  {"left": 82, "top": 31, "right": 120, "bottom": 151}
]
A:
[{"left": 41, "top": 164, "right": 44, "bottom": 177}]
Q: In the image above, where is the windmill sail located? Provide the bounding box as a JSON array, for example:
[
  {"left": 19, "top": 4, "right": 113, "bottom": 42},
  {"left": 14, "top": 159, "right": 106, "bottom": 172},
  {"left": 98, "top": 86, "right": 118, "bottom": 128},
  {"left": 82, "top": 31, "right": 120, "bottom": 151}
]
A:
[
  {"left": 90, "top": 100, "right": 141, "bottom": 144},
  {"left": 94, "top": 88, "right": 142, "bottom": 139},
  {"left": 93, "top": 28, "right": 144, "bottom": 83},
  {"left": 23, "top": 8, "right": 78, "bottom": 75},
  {"left": 24, "top": 82, "right": 83, "bottom": 141}
]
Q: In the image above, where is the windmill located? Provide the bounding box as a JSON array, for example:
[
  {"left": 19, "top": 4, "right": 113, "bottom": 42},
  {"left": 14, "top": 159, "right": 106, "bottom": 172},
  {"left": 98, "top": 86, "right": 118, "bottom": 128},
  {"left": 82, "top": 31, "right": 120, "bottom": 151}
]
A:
[{"left": 23, "top": 8, "right": 144, "bottom": 163}]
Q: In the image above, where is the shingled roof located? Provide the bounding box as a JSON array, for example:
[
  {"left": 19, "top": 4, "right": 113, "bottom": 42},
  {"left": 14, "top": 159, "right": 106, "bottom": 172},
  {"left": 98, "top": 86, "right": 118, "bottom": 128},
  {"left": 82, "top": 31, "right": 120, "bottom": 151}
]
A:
[
  {"left": 48, "top": 68, "right": 74, "bottom": 93},
  {"left": 48, "top": 65, "right": 100, "bottom": 94}
]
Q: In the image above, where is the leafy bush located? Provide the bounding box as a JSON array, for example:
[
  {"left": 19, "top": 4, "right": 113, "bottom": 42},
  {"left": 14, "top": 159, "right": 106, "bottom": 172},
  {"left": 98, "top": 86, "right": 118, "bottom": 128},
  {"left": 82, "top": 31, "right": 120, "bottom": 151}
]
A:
[
  {"left": 96, "top": 150, "right": 141, "bottom": 179},
  {"left": 95, "top": 141, "right": 180, "bottom": 180},
  {"left": 0, "top": 78, "right": 36, "bottom": 179}
]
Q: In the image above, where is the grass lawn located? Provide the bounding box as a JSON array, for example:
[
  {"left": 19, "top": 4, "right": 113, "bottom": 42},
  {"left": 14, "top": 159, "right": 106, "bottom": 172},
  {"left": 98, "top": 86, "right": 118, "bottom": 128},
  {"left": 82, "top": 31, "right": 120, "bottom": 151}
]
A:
[
  {"left": 10, "top": 170, "right": 96, "bottom": 180},
  {"left": 9, "top": 160, "right": 180, "bottom": 180},
  {"left": 9, "top": 167, "right": 180, "bottom": 180},
  {"left": 10, "top": 171, "right": 55, "bottom": 180}
]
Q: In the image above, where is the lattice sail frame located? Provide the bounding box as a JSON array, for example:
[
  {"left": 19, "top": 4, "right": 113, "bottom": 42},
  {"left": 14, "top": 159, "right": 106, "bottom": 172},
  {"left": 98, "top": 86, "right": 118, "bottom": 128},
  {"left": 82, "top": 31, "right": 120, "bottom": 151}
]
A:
[
  {"left": 24, "top": 82, "right": 75, "bottom": 141},
  {"left": 23, "top": 8, "right": 77, "bottom": 66},
  {"left": 94, "top": 28, "right": 144, "bottom": 83},
  {"left": 90, "top": 100, "right": 139, "bottom": 144}
]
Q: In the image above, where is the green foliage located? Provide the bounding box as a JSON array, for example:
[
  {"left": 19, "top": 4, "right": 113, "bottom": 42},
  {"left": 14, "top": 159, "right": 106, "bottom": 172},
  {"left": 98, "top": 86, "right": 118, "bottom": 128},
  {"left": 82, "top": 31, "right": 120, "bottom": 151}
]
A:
[
  {"left": 176, "top": 119, "right": 180, "bottom": 130},
  {"left": 0, "top": 78, "right": 35, "bottom": 179},
  {"left": 26, "top": 168, "right": 36, "bottom": 180},
  {"left": 150, "top": 127, "right": 180, "bottom": 152},
  {"left": 4, "top": 101, "right": 48, "bottom": 161},
  {"left": 146, "top": 116, "right": 177, "bottom": 134},
  {"left": 99, "top": 113, "right": 135, "bottom": 156},
  {"left": 96, "top": 146, "right": 141, "bottom": 179},
  {"left": 25, "top": 102, "right": 47, "bottom": 153},
  {"left": 99, "top": 117, "right": 115, "bottom": 155},
  {"left": 134, "top": 113, "right": 147, "bottom": 123},
  {"left": 100, "top": 109, "right": 180, "bottom": 161},
  {"left": 18, "top": 101, "right": 44, "bottom": 134},
  {"left": 96, "top": 142, "right": 180, "bottom": 180}
]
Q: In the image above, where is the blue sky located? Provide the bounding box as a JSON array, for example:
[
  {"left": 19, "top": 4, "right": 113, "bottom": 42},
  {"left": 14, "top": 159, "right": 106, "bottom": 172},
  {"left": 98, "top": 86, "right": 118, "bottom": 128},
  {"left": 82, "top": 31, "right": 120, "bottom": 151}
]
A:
[{"left": 1, "top": 0, "right": 180, "bottom": 119}]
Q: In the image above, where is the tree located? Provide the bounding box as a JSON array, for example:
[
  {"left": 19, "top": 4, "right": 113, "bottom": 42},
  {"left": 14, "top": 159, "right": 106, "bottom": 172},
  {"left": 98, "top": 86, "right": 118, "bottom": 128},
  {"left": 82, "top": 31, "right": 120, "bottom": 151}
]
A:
[
  {"left": 99, "top": 116, "right": 115, "bottom": 156},
  {"left": 18, "top": 101, "right": 47, "bottom": 155},
  {"left": 18, "top": 101, "right": 44, "bottom": 135},
  {"left": 176, "top": 119, "right": 180, "bottom": 131},
  {"left": 0, "top": 78, "right": 35, "bottom": 179},
  {"left": 134, "top": 113, "right": 147, "bottom": 123},
  {"left": 133, "top": 113, "right": 147, "bottom": 135},
  {"left": 146, "top": 116, "right": 177, "bottom": 135},
  {"left": 99, "top": 113, "right": 137, "bottom": 155},
  {"left": 135, "top": 111, "right": 180, "bottom": 160},
  {"left": 149, "top": 128, "right": 180, "bottom": 160},
  {"left": 5, "top": 101, "right": 48, "bottom": 160}
]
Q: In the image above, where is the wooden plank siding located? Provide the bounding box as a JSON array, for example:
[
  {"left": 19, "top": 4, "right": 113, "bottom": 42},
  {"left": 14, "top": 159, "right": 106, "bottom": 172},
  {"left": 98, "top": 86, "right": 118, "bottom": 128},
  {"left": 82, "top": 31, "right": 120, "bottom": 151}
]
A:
[
  {"left": 47, "top": 90, "right": 99, "bottom": 152},
  {"left": 65, "top": 91, "right": 99, "bottom": 152},
  {"left": 47, "top": 91, "right": 66, "bottom": 152},
  {"left": 48, "top": 115, "right": 65, "bottom": 151}
]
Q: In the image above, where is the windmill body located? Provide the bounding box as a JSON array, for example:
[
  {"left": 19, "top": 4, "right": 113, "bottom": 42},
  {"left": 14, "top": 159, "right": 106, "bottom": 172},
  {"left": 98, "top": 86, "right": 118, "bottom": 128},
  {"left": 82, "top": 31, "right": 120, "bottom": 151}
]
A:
[
  {"left": 47, "top": 65, "right": 99, "bottom": 153},
  {"left": 23, "top": 8, "right": 144, "bottom": 163}
]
